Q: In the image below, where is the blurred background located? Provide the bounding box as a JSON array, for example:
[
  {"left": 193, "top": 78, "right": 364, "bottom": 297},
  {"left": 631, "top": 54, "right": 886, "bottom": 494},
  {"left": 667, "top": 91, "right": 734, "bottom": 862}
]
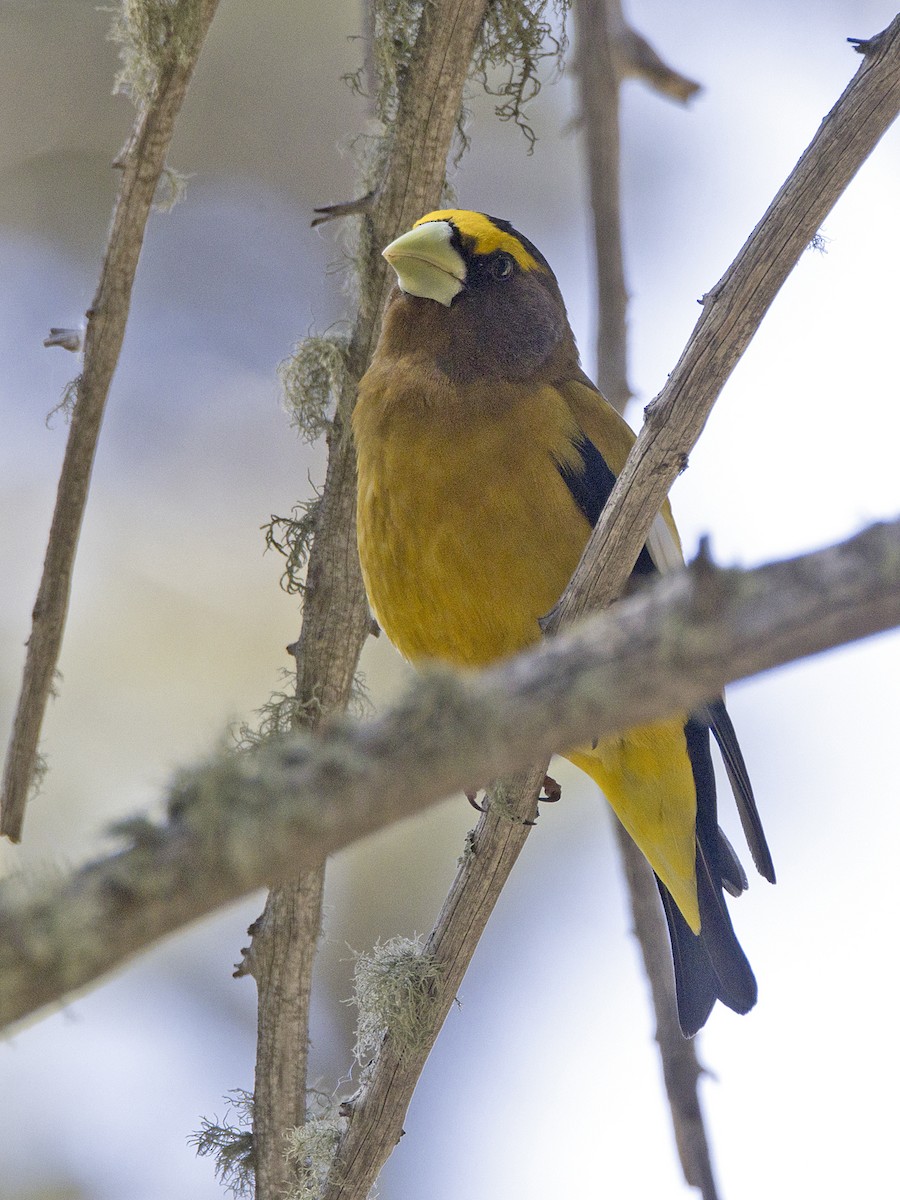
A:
[{"left": 1, "top": 1, "right": 898, "bottom": 1197}]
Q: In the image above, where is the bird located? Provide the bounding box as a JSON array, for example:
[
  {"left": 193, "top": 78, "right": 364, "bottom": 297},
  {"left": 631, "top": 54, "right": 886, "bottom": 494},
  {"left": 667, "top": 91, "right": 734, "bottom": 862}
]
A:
[{"left": 352, "top": 208, "right": 775, "bottom": 1036}]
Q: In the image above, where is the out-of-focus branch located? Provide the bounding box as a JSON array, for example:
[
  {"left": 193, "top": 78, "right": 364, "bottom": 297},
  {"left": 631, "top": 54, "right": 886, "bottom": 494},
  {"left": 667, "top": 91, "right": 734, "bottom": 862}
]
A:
[
  {"left": 0, "top": 0, "right": 222, "bottom": 842},
  {"left": 575, "top": 0, "right": 630, "bottom": 411},
  {"left": 547, "top": 13, "right": 900, "bottom": 636},
  {"left": 575, "top": 2, "right": 716, "bottom": 1192},
  {"left": 614, "top": 820, "right": 719, "bottom": 1197},
  {"left": 575, "top": 0, "right": 701, "bottom": 415},
  {"left": 242, "top": 2, "right": 493, "bottom": 1194},
  {"left": 605, "top": 0, "right": 701, "bottom": 102},
  {"left": 556, "top": 23, "right": 898, "bottom": 1185},
  {"left": 2, "top": 517, "right": 899, "bottom": 1035}
]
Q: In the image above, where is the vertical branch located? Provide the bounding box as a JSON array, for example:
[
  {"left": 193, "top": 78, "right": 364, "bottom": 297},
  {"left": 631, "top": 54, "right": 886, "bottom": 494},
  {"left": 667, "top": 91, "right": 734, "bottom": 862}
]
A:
[
  {"left": 615, "top": 824, "right": 720, "bottom": 1199},
  {"left": 243, "top": 873, "right": 327, "bottom": 1199},
  {"left": 242, "top": 1, "right": 493, "bottom": 1194},
  {"left": 573, "top": 1, "right": 719, "bottom": 1195},
  {"left": 0, "top": 0, "right": 222, "bottom": 842},
  {"left": 575, "top": 0, "right": 700, "bottom": 416},
  {"left": 576, "top": 0, "right": 630, "bottom": 413}
]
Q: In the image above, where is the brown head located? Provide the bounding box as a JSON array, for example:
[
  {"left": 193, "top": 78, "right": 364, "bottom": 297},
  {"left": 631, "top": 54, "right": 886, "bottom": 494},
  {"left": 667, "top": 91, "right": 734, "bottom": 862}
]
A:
[{"left": 375, "top": 209, "right": 582, "bottom": 386}]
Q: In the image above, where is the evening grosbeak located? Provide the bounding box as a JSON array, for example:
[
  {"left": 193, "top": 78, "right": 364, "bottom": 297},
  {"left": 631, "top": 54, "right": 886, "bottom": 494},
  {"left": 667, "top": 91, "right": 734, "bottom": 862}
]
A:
[{"left": 352, "top": 209, "right": 774, "bottom": 1035}]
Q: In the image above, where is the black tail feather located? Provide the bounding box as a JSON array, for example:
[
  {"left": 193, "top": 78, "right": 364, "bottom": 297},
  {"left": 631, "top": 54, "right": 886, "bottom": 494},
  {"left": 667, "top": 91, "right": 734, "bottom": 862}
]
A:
[
  {"left": 657, "top": 882, "right": 717, "bottom": 1037},
  {"left": 705, "top": 698, "right": 776, "bottom": 884},
  {"left": 661, "top": 719, "right": 759, "bottom": 1036}
]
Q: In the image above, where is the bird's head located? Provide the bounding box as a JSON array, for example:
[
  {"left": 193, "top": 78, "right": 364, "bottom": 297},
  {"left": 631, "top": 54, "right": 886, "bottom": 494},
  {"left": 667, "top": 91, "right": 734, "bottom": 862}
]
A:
[{"left": 377, "top": 209, "right": 579, "bottom": 383}]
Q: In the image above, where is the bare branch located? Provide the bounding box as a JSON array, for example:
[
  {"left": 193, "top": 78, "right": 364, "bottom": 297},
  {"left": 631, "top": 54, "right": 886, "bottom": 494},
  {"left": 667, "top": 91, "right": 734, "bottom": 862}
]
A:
[
  {"left": 0, "top": 0, "right": 222, "bottom": 842},
  {"left": 575, "top": 0, "right": 631, "bottom": 412},
  {"left": 2, "top": 517, "right": 898, "bottom": 1035}
]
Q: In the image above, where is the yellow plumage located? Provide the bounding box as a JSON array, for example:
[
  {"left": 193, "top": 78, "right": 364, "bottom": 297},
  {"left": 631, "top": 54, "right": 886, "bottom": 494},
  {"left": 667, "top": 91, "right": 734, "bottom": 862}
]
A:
[
  {"left": 355, "top": 369, "right": 701, "bottom": 929},
  {"left": 354, "top": 209, "right": 772, "bottom": 1033}
]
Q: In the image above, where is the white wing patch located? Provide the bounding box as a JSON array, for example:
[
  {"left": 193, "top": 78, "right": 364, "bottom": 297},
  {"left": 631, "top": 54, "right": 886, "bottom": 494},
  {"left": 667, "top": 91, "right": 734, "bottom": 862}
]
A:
[{"left": 647, "top": 513, "right": 684, "bottom": 574}]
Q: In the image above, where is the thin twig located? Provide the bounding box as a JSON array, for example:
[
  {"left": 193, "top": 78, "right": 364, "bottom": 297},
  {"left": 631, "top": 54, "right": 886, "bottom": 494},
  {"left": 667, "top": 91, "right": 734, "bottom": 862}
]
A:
[
  {"left": 606, "top": 0, "right": 701, "bottom": 103},
  {"left": 0, "top": 0, "right": 222, "bottom": 842},
  {"left": 1, "top": 516, "right": 899, "bottom": 1035},
  {"left": 575, "top": 0, "right": 631, "bottom": 412},
  {"left": 575, "top": 2, "right": 717, "bottom": 1192}
]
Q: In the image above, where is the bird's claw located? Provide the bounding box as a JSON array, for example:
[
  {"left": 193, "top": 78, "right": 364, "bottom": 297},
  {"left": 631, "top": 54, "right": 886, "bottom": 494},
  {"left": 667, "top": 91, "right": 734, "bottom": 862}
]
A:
[
  {"left": 540, "top": 774, "right": 562, "bottom": 803},
  {"left": 465, "top": 789, "right": 487, "bottom": 812}
]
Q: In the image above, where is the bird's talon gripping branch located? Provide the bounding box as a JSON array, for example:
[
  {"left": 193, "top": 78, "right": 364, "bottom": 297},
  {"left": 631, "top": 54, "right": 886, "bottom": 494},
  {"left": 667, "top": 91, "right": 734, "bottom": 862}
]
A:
[{"left": 465, "top": 790, "right": 487, "bottom": 813}]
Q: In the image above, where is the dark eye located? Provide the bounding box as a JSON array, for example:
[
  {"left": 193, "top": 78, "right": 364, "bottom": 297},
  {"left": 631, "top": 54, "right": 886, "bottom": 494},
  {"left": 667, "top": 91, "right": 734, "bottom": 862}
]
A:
[{"left": 491, "top": 252, "right": 515, "bottom": 280}]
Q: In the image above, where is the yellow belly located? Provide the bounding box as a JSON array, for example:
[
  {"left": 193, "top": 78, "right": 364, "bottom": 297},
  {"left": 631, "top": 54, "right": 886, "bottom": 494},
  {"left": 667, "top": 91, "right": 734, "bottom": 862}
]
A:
[{"left": 353, "top": 373, "right": 700, "bottom": 931}]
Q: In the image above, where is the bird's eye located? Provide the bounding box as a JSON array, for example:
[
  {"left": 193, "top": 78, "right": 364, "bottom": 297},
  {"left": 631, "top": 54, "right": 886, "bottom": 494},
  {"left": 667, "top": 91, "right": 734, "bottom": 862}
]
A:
[{"left": 491, "top": 253, "right": 515, "bottom": 280}]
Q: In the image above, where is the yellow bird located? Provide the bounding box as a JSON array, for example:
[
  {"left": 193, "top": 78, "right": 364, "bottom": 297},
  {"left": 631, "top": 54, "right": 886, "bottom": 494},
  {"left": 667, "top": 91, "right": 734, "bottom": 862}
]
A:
[{"left": 353, "top": 209, "right": 774, "bottom": 1035}]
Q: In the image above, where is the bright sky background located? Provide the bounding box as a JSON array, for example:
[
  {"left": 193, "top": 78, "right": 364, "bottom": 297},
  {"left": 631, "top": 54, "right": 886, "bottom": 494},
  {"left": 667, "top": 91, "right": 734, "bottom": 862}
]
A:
[{"left": 1, "top": 1, "right": 898, "bottom": 1198}]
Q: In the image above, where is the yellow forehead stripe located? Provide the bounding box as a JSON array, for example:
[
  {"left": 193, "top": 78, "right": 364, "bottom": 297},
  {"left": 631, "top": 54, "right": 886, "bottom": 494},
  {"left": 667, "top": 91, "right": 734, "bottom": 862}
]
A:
[{"left": 414, "top": 209, "right": 542, "bottom": 272}]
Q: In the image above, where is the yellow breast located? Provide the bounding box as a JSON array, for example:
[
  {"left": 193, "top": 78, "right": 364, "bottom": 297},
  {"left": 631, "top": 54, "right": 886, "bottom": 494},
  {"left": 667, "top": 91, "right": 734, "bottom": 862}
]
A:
[{"left": 353, "top": 361, "right": 591, "bottom": 667}]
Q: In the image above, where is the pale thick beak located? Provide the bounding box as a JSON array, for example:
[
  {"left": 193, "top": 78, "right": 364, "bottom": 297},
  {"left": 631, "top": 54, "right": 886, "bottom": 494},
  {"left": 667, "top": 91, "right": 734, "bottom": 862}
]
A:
[{"left": 382, "top": 221, "right": 466, "bottom": 307}]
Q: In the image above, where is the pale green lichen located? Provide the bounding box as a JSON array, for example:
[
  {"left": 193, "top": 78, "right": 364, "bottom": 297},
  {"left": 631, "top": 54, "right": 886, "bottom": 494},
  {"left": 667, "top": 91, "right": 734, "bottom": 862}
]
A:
[
  {"left": 279, "top": 336, "right": 351, "bottom": 442},
  {"left": 46, "top": 376, "right": 80, "bottom": 426},
  {"left": 231, "top": 671, "right": 303, "bottom": 751},
  {"left": 262, "top": 493, "right": 322, "bottom": 597},
  {"left": 352, "top": 936, "right": 444, "bottom": 1064},
  {"left": 457, "top": 827, "right": 478, "bottom": 866},
  {"left": 191, "top": 1089, "right": 255, "bottom": 1198},
  {"left": 153, "top": 165, "right": 191, "bottom": 211},
  {"left": 345, "top": 0, "right": 570, "bottom": 155},
  {"left": 484, "top": 777, "right": 527, "bottom": 822},
  {"left": 109, "top": 0, "right": 205, "bottom": 104},
  {"left": 472, "top": 0, "right": 570, "bottom": 152},
  {"left": 283, "top": 1116, "right": 343, "bottom": 1200},
  {"left": 343, "top": 0, "right": 424, "bottom": 127}
]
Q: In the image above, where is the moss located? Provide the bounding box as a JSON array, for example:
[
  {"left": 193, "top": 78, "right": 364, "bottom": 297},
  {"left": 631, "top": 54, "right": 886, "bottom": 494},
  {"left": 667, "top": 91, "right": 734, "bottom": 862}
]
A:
[{"left": 352, "top": 935, "right": 444, "bottom": 1063}]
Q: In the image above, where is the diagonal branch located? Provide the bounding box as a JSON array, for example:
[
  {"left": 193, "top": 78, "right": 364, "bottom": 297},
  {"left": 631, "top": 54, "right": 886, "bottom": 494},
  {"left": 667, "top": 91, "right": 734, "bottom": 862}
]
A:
[
  {"left": 547, "top": 14, "right": 900, "bottom": 634},
  {"left": 1, "top": 516, "right": 899, "bottom": 1035},
  {"left": 0, "top": 0, "right": 222, "bottom": 842},
  {"left": 321, "top": 765, "right": 547, "bottom": 1200}
]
